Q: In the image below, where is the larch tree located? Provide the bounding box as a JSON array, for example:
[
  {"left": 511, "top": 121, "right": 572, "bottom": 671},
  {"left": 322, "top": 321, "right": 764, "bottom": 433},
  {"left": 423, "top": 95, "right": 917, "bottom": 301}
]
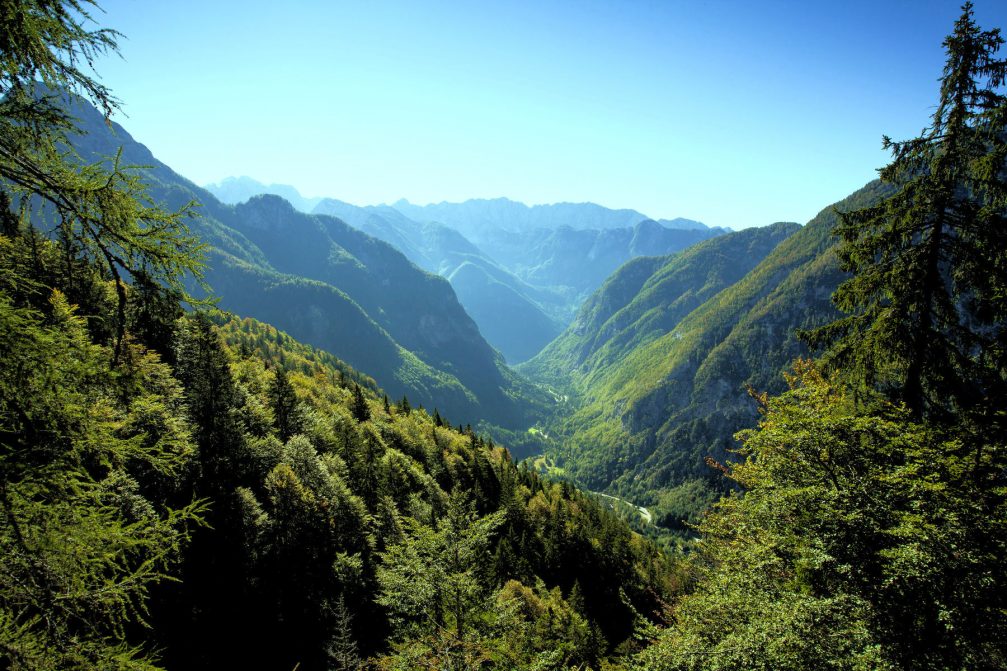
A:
[
  {"left": 0, "top": 0, "right": 207, "bottom": 363},
  {"left": 0, "top": 2, "right": 207, "bottom": 667}
]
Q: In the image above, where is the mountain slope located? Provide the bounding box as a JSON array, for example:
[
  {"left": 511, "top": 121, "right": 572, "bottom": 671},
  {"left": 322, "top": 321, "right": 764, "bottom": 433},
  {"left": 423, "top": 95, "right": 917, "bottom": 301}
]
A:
[
  {"left": 523, "top": 221, "right": 802, "bottom": 384},
  {"left": 313, "top": 197, "right": 565, "bottom": 362},
  {"left": 448, "top": 260, "right": 564, "bottom": 363},
  {"left": 521, "top": 186, "right": 894, "bottom": 524},
  {"left": 62, "top": 95, "right": 545, "bottom": 429}
]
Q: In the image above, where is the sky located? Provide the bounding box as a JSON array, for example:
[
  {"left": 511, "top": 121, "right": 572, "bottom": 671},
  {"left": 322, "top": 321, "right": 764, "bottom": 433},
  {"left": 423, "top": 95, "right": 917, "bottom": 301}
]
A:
[{"left": 88, "top": 0, "right": 1007, "bottom": 230}]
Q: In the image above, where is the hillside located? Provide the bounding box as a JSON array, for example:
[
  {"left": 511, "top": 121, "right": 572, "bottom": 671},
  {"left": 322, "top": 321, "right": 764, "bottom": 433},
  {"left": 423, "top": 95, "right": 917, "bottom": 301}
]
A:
[
  {"left": 0, "top": 211, "right": 676, "bottom": 669},
  {"left": 313, "top": 197, "right": 566, "bottom": 363},
  {"left": 61, "top": 95, "right": 548, "bottom": 431},
  {"left": 522, "top": 183, "right": 893, "bottom": 526}
]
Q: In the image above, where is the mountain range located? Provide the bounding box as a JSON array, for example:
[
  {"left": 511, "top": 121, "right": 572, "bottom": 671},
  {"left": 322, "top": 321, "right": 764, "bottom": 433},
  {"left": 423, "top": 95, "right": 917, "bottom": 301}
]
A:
[
  {"left": 66, "top": 97, "right": 548, "bottom": 434},
  {"left": 205, "top": 179, "right": 724, "bottom": 362},
  {"left": 69, "top": 93, "right": 891, "bottom": 527}
]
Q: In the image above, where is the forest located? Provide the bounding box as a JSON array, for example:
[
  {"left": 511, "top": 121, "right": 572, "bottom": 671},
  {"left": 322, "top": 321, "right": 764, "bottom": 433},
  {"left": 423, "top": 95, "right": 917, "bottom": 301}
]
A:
[{"left": 1, "top": 1, "right": 1005, "bottom": 670}]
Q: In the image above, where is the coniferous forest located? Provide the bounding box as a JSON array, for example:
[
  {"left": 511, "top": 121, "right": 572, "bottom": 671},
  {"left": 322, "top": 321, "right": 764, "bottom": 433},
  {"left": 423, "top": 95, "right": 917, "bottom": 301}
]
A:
[{"left": 1, "top": 1, "right": 1006, "bottom": 670}]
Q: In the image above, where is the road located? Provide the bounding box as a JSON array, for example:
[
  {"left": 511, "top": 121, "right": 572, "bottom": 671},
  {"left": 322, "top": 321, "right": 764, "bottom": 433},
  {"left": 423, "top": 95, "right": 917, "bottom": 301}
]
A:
[{"left": 591, "top": 491, "right": 653, "bottom": 525}]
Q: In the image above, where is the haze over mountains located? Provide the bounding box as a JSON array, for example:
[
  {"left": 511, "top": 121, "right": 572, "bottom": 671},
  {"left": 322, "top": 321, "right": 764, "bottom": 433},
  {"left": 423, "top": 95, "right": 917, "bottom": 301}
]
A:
[
  {"left": 66, "top": 89, "right": 896, "bottom": 516},
  {"left": 206, "top": 177, "right": 725, "bottom": 362},
  {"left": 67, "top": 98, "right": 549, "bottom": 434},
  {"left": 69, "top": 92, "right": 887, "bottom": 496}
]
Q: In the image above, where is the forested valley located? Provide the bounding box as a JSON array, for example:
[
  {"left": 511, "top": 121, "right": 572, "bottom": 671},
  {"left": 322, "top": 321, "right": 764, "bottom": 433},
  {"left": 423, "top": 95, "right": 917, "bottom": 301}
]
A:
[{"left": 2, "top": 2, "right": 1006, "bottom": 670}]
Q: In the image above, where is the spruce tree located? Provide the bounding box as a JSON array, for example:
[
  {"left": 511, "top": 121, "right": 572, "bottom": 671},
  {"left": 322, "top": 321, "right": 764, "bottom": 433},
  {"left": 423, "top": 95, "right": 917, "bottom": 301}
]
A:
[
  {"left": 805, "top": 2, "right": 1007, "bottom": 427},
  {"left": 270, "top": 365, "right": 303, "bottom": 442},
  {"left": 351, "top": 382, "right": 370, "bottom": 422}
]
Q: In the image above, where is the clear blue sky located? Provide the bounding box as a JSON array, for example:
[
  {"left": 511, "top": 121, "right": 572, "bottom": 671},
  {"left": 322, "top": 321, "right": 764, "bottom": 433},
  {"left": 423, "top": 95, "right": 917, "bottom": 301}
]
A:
[{"left": 89, "top": 0, "right": 1007, "bottom": 229}]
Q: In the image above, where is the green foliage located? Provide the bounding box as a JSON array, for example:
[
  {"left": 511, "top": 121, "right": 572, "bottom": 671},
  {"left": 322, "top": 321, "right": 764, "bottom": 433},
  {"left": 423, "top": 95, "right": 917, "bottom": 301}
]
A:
[
  {"left": 377, "top": 492, "right": 503, "bottom": 643},
  {"left": 269, "top": 366, "right": 304, "bottom": 442},
  {"left": 636, "top": 362, "right": 1007, "bottom": 670},
  {"left": 121, "top": 311, "right": 680, "bottom": 669},
  {"left": 0, "top": 287, "right": 203, "bottom": 670},
  {"left": 1, "top": 3, "right": 207, "bottom": 667},
  {"left": 805, "top": 2, "right": 1007, "bottom": 427},
  {"left": 0, "top": 2, "right": 206, "bottom": 362},
  {"left": 351, "top": 382, "right": 371, "bottom": 423}
]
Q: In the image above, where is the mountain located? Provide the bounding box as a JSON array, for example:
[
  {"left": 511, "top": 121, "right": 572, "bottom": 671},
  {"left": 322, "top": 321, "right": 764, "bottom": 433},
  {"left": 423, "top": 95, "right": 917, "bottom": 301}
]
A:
[
  {"left": 207, "top": 187, "right": 721, "bottom": 364},
  {"left": 519, "top": 189, "right": 893, "bottom": 527},
  {"left": 312, "top": 198, "right": 566, "bottom": 363},
  {"left": 205, "top": 176, "right": 323, "bottom": 213},
  {"left": 523, "top": 221, "right": 801, "bottom": 384},
  {"left": 314, "top": 199, "right": 721, "bottom": 360},
  {"left": 63, "top": 96, "right": 547, "bottom": 432},
  {"left": 387, "top": 199, "right": 723, "bottom": 323},
  {"left": 473, "top": 219, "right": 719, "bottom": 305},
  {"left": 657, "top": 217, "right": 709, "bottom": 231},
  {"left": 390, "top": 197, "right": 715, "bottom": 241}
]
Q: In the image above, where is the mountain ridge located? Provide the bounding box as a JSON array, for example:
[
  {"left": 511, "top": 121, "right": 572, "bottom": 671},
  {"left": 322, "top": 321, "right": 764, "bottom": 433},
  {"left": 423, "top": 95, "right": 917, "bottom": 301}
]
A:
[
  {"left": 62, "top": 95, "right": 547, "bottom": 432},
  {"left": 520, "top": 184, "right": 894, "bottom": 526}
]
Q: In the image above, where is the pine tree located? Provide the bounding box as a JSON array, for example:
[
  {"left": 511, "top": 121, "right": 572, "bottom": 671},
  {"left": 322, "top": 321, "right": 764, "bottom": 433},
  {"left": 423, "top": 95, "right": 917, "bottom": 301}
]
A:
[
  {"left": 804, "top": 2, "right": 1007, "bottom": 428},
  {"left": 326, "top": 596, "right": 361, "bottom": 671}
]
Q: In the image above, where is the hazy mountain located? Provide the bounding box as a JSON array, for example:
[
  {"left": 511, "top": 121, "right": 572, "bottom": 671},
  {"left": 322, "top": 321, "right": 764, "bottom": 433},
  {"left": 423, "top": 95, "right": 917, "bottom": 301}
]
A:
[
  {"left": 205, "top": 186, "right": 721, "bottom": 364},
  {"left": 519, "top": 187, "right": 893, "bottom": 525},
  {"left": 205, "top": 176, "right": 323, "bottom": 213},
  {"left": 476, "top": 220, "right": 719, "bottom": 305},
  {"left": 390, "top": 196, "right": 715, "bottom": 242},
  {"left": 63, "top": 96, "right": 548, "bottom": 430},
  {"left": 312, "top": 198, "right": 566, "bottom": 363},
  {"left": 316, "top": 198, "right": 720, "bottom": 360},
  {"left": 657, "top": 217, "right": 709, "bottom": 231}
]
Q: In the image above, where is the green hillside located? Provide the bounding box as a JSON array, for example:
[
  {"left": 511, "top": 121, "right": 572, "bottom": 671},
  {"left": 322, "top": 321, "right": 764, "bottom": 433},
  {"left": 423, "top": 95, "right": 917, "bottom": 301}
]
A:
[
  {"left": 61, "top": 96, "right": 549, "bottom": 432},
  {"left": 522, "top": 185, "right": 894, "bottom": 527}
]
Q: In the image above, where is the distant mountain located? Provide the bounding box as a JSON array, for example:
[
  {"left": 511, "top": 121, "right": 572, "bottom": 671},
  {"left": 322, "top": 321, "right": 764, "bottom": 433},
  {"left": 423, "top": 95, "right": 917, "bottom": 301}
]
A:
[
  {"left": 475, "top": 219, "right": 718, "bottom": 303},
  {"left": 63, "top": 96, "right": 547, "bottom": 431},
  {"left": 657, "top": 217, "right": 709, "bottom": 231},
  {"left": 205, "top": 176, "right": 323, "bottom": 213},
  {"left": 518, "top": 199, "right": 898, "bottom": 526},
  {"left": 204, "top": 186, "right": 722, "bottom": 364},
  {"left": 390, "top": 197, "right": 715, "bottom": 243},
  {"left": 312, "top": 198, "right": 566, "bottom": 363},
  {"left": 317, "top": 198, "right": 721, "bottom": 360}
]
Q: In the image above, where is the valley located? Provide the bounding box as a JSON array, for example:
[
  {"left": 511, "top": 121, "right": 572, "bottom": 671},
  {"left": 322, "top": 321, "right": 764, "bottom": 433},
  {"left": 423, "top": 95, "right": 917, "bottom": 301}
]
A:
[{"left": 4, "top": 2, "right": 1006, "bottom": 669}]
